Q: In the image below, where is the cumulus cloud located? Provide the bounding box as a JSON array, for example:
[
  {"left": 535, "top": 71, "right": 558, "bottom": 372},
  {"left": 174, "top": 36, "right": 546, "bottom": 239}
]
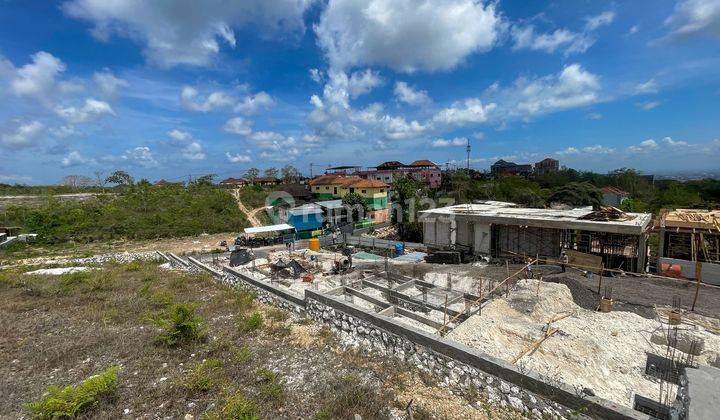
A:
[
  {"left": 9, "top": 51, "right": 66, "bottom": 101},
  {"left": 93, "top": 70, "right": 129, "bottom": 96},
  {"left": 181, "top": 86, "right": 234, "bottom": 112},
  {"left": 50, "top": 125, "right": 77, "bottom": 138},
  {"left": 121, "top": 146, "right": 157, "bottom": 167},
  {"left": 61, "top": 150, "right": 95, "bottom": 167},
  {"left": 498, "top": 63, "right": 601, "bottom": 118},
  {"left": 665, "top": 0, "right": 720, "bottom": 37},
  {"left": 394, "top": 81, "right": 431, "bottom": 106},
  {"left": 233, "top": 91, "right": 275, "bottom": 114},
  {"left": 225, "top": 152, "right": 251, "bottom": 163},
  {"left": 168, "top": 129, "right": 192, "bottom": 142},
  {"left": 433, "top": 98, "right": 496, "bottom": 125},
  {"left": 55, "top": 98, "right": 115, "bottom": 123},
  {"left": 628, "top": 139, "right": 659, "bottom": 153},
  {"left": 557, "top": 144, "right": 615, "bottom": 156},
  {"left": 1, "top": 120, "right": 45, "bottom": 149},
  {"left": 309, "top": 68, "right": 324, "bottom": 83},
  {"left": 223, "top": 117, "right": 253, "bottom": 136},
  {"left": 315, "top": 0, "right": 501, "bottom": 72},
  {"left": 432, "top": 137, "right": 467, "bottom": 147},
  {"left": 347, "top": 69, "right": 384, "bottom": 97},
  {"left": 181, "top": 141, "right": 206, "bottom": 161},
  {"left": 63, "top": 0, "right": 314, "bottom": 67}
]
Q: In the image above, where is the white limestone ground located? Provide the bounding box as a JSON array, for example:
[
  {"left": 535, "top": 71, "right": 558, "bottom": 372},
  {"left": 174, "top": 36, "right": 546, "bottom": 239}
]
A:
[
  {"left": 24, "top": 266, "right": 95, "bottom": 275},
  {"left": 447, "top": 279, "right": 720, "bottom": 408}
]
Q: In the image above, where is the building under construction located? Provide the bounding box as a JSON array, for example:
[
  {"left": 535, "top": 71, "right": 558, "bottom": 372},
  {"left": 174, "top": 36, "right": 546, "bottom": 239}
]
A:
[
  {"left": 658, "top": 209, "right": 720, "bottom": 285},
  {"left": 420, "top": 201, "right": 652, "bottom": 273}
]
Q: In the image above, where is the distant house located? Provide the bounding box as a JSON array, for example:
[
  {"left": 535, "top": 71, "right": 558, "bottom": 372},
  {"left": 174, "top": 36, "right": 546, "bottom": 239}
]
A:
[
  {"left": 276, "top": 183, "right": 313, "bottom": 203},
  {"left": 219, "top": 177, "right": 248, "bottom": 187},
  {"left": 534, "top": 158, "right": 560, "bottom": 175},
  {"left": 490, "top": 159, "right": 533, "bottom": 176},
  {"left": 602, "top": 186, "right": 630, "bottom": 206},
  {"left": 356, "top": 159, "right": 442, "bottom": 189},
  {"left": 252, "top": 177, "right": 280, "bottom": 186}
]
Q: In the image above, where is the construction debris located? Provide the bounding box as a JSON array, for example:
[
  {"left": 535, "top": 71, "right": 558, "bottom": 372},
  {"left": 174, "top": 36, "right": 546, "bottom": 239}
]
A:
[{"left": 447, "top": 279, "right": 720, "bottom": 408}]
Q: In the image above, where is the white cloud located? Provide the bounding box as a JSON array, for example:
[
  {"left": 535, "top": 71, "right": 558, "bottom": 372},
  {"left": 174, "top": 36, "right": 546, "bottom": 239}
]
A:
[
  {"left": 1, "top": 120, "right": 45, "bottom": 149},
  {"left": 635, "top": 79, "right": 658, "bottom": 95},
  {"left": 557, "top": 144, "right": 615, "bottom": 156},
  {"left": 61, "top": 150, "right": 95, "bottom": 167},
  {"left": 506, "top": 63, "right": 601, "bottom": 117},
  {"left": 182, "top": 142, "right": 206, "bottom": 161},
  {"left": 511, "top": 26, "right": 592, "bottom": 55},
  {"left": 181, "top": 86, "right": 234, "bottom": 112},
  {"left": 50, "top": 125, "right": 77, "bottom": 138},
  {"left": 662, "top": 136, "right": 689, "bottom": 147},
  {"left": 512, "top": 11, "right": 614, "bottom": 56},
  {"left": 121, "top": 146, "right": 157, "bottom": 167},
  {"left": 347, "top": 69, "right": 383, "bottom": 98},
  {"left": 628, "top": 139, "right": 659, "bottom": 153},
  {"left": 93, "top": 70, "right": 129, "bottom": 96},
  {"left": 309, "top": 68, "right": 324, "bottom": 83},
  {"left": 55, "top": 98, "right": 115, "bottom": 123},
  {"left": 10, "top": 51, "right": 66, "bottom": 100},
  {"left": 233, "top": 91, "right": 275, "bottom": 114},
  {"left": 225, "top": 152, "right": 251, "bottom": 163},
  {"left": 63, "top": 0, "right": 314, "bottom": 67},
  {"left": 223, "top": 117, "right": 253, "bottom": 136},
  {"left": 58, "top": 80, "right": 85, "bottom": 94},
  {"left": 381, "top": 115, "right": 426, "bottom": 140},
  {"left": 665, "top": 0, "right": 720, "bottom": 37},
  {"left": 0, "top": 174, "right": 32, "bottom": 184},
  {"left": 315, "top": 0, "right": 501, "bottom": 72},
  {"left": 394, "top": 81, "right": 431, "bottom": 106},
  {"left": 637, "top": 100, "right": 660, "bottom": 110},
  {"left": 168, "top": 129, "right": 192, "bottom": 142},
  {"left": 473, "top": 132, "right": 485, "bottom": 140},
  {"left": 629, "top": 25, "right": 640, "bottom": 35},
  {"left": 588, "top": 112, "right": 602, "bottom": 120},
  {"left": 585, "top": 11, "right": 616, "bottom": 31},
  {"left": 433, "top": 98, "right": 496, "bottom": 125},
  {"left": 432, "top": 137, "right": 467, "bottom": 147}
]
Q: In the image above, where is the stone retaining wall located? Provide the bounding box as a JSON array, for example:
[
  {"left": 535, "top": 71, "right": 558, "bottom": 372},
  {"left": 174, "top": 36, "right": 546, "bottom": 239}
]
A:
[{"left": 179, "top": 257, "right": 647, "bottom": 420}]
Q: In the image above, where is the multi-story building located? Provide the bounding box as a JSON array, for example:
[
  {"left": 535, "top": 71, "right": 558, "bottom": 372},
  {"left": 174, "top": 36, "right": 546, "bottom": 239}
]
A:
[
  {"left": 534, "top": 158, "right": 560, "bottom": 175},
  {"left": 490, "top": 159, "right": 533, "bottom": 176},
  {"left": 307, "top": 174, "right": 390, "bottom": 225},
  {"left": 356, "top": 159, "right": 442, "bottom": 189}
]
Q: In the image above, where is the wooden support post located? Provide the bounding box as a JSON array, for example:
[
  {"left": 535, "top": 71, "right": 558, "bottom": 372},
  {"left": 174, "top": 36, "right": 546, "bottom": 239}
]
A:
[
  {"left": 692, "top": 261, "right": 702, "bottom": 312},
  {"left": 506, "top": 260, "right": 510, "bottom": 278},
  {"left": 443, "top": 293, "right": 448, "bottom": 334},
  {"left": 597, "top": 263, "right": 604, "bottom": 295},
  {"left": 447, "top": 273, "right": 452, "bottom": 290}
]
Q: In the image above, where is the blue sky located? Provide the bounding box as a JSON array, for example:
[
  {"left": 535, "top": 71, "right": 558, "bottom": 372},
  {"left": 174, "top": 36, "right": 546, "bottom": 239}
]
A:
[{"left": 1, "top": 0, "right": 719, "bottom": 184}]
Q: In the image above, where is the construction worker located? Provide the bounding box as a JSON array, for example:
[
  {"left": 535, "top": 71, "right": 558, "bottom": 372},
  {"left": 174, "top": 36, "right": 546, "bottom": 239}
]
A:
[{"left": 560, "top": 250, "right": 568, "bottom": 273}]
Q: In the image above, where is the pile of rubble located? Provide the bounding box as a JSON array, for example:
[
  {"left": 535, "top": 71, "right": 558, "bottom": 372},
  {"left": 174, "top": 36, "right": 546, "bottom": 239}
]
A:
[{"left": 447, "top": 279, "right": 720, "bottom": 408}]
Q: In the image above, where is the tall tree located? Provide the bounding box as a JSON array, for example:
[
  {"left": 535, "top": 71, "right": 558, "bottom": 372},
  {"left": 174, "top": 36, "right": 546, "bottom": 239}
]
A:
[
  {"left": 281, "top": 165, "right": 301, "bottom": 183},
  {"left": 105, "top": 170, "right": 134, "bottom": 186},
  {"left": 342, "top": 192, "right": 369, "bottom": 223},
  {"left": 61, "top": 175, "right": 93, "bottom": 188},
  {"left": 245, "top": 168, "right": 260, "bottom": 181},
  {"left": 264, "top": 167, "right": 278, "bottom": 179},
  {"left": 548, "top": 182, "right": 603, "bottom": 208}
]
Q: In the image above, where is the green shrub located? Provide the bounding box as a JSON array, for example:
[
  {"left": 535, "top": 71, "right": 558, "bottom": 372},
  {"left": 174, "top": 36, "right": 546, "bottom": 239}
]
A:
[
  {"left": 25, "top": 366, "right": 119, "bottom": 419},
  {"left": 206, "top": 391, "right": 258, "bottom": 420},
  {"left": 255, "top": 368, "right": 284, "bottom": 405},
  {"left": 233, "top": 289, "right": 256, "bottom": 312},
  {"left": 155, "top": 303, "right": 206, "bottom": 346},
  {"left": 238, "top": 312, "right": 263, "bottom": 333},
  {"left": 183, "top": 359, "right": 224, "bottom": 393},
  {"left": 58, "top": 271, "right": 92, "bottom": 288}
]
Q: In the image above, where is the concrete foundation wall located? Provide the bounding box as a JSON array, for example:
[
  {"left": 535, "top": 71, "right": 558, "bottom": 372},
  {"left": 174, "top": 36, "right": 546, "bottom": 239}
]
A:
[{"left": 177, "top": 255, "right": 648, "bottom": 420}]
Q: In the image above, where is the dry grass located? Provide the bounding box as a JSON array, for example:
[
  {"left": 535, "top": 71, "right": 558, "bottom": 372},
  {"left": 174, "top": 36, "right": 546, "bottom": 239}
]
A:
[{"left": 0, "top": 261, "right": 524, "bottom": 419}]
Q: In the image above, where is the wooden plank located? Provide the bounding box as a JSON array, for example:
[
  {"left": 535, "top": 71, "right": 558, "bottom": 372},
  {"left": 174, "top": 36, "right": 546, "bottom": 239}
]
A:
[
  {"left": 565, "top": 249, "right": 603, "bottom": 274},
  {"left": 345, "top": 287, "right": 390, "bottom": 309}
]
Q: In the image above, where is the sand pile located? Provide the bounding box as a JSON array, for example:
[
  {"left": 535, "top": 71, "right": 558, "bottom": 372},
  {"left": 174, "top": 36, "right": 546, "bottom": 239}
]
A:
[{"left": 447, "top": 279, "right": 720, "bottom": 408}]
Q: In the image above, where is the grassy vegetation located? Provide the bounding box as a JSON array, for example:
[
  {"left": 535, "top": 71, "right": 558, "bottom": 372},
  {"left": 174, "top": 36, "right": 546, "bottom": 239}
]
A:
[
  {"left": 24, "top": 366, "right": 119, "bottom": 419},
  {"left": 154, "top": 303, "right": 207, "bottom": 346},
  {"left": 0, "top": 260, "right": 523, "bottom": 419},
  {"left": 236, "top": 185, "right": 279, "bottom": 209},
  {"left": 0, "top": 182, "right": 246, "bottom": 244}
]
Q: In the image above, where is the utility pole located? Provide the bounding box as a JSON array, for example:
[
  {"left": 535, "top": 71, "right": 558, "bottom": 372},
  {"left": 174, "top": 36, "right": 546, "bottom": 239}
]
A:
[{"left": 466, "top": 138, "right": 471, "bottom": 171}]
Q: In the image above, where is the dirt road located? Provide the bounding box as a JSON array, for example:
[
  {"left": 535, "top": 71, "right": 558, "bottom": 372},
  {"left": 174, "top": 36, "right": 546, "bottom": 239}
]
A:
[{"left": 231, "top": 189, "right": 264, "bottom": 227}]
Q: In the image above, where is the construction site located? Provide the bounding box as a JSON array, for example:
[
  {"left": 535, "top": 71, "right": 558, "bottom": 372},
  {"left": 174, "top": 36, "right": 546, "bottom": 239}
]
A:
[{"left": 169, "top": 203, "right": 720, "bottom": 419}]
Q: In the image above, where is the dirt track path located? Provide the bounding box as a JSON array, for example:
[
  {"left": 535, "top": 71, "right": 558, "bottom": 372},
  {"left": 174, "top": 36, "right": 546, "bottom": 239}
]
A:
[{"left": 231, "top": 189, "right": 263, "bottom": 227}]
